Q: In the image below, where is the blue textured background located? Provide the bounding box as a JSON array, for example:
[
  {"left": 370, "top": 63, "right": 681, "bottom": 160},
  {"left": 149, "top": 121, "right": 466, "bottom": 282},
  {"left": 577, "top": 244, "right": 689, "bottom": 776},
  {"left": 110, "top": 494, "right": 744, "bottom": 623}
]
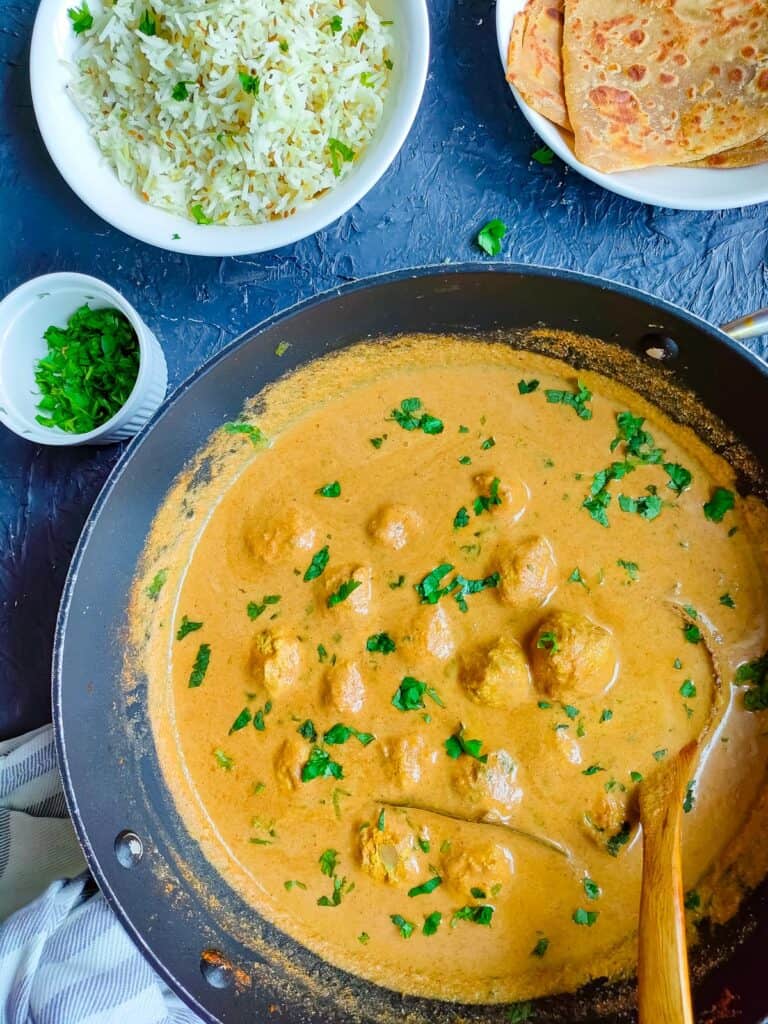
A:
[{"left": 1, "top": 0, "right": 767, "bottom": 738}]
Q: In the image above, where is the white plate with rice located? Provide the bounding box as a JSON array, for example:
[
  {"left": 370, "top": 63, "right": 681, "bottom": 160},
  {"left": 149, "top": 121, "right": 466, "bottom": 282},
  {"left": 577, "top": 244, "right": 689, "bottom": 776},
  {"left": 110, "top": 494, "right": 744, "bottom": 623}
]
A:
[{"left": 31, "top": 0, "right": 429, "bottom": 255}]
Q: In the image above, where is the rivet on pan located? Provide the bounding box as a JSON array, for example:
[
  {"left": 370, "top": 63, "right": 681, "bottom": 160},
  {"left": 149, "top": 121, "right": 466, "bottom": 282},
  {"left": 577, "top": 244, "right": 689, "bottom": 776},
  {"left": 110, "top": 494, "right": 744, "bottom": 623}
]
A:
[
  {"left": 200, "top": 949, "right": 234, "bottom": 989},
  {"left": 640, "top": 333, "right": 679, "bottom": 362},
  {"left": 114, "top": 830, "right": 144, "bottom": 868}
]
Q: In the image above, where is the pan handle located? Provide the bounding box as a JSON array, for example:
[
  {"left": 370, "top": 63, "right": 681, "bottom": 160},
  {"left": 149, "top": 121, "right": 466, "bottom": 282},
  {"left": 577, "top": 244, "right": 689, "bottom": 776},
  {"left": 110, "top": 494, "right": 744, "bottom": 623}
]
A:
[{"left": 720, "top": 308, "right": 768, "bottom": 342}]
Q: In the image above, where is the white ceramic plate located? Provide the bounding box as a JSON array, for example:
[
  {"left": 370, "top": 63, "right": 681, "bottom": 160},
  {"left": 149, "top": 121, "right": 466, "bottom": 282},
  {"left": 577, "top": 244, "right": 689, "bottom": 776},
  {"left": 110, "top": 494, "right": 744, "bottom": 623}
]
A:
[
  {"left": 31, "top": 0, "right": 429, "bottom": 256},
  {"left": 496, "top": 0, "right": 768, "bottom": 211}
]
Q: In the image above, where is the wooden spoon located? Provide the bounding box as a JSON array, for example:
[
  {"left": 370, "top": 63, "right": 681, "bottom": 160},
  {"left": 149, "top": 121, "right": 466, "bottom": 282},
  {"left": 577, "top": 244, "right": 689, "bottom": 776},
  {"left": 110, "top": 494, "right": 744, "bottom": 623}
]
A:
[
  {"left": 637, "top": 739, "right": 699, "bottom": 1024},
  {"left": 637, "top": 603, "right": 727, "bottom": 1023}
]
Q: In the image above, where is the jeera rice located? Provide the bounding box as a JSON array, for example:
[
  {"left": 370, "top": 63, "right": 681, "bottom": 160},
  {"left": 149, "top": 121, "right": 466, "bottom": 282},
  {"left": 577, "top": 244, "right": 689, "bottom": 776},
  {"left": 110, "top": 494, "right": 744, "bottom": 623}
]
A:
[{"left": 67, "top": 1, "right": 395, "bottom": 225}]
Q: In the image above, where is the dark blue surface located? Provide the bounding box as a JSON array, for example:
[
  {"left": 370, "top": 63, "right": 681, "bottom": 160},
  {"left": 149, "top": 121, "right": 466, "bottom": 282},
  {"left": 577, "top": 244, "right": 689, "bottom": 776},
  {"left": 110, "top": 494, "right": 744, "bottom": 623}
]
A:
[{"left": 1, "top": 0, "right": 767, "bottom": 738}]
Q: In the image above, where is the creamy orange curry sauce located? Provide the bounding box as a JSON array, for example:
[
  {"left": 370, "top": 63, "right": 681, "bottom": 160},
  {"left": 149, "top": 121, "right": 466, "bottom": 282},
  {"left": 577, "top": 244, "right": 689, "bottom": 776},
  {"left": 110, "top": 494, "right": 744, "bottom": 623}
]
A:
[{"left": 143, "top": 336, "right": 768, "bottom": 1004}]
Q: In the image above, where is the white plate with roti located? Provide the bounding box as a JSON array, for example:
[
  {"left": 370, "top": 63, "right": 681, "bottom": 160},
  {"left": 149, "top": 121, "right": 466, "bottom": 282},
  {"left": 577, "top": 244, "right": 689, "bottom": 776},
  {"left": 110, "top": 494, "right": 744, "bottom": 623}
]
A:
[{"left": 496, "top": 0, "right": 768, "bottom": 211}]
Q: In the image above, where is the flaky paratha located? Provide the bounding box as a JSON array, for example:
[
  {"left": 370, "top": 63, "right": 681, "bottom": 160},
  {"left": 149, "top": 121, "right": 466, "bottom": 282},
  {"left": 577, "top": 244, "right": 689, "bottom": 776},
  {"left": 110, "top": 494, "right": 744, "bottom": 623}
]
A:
[
  {"left": 507, "top": 0, "right": 571, "bottom": 131},
  {"left": 688, "top": 133, "right": 768, "bottom": 168},
  {"left": 562, "top": 0, "right": 768, "bottom": 173}
]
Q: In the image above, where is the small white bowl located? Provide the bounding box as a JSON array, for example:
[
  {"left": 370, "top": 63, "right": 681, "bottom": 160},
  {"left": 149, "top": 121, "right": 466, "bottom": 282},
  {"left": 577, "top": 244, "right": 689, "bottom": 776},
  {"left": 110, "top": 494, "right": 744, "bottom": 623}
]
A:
[
  {"left": 496, "top": 0, "right": 768, "bottom": 211},
  {"left": 30, "top": 0, "right": 430, "bottom": 257},
  {"left": 0, "top": 273, "right": 168, "bottom": 446}
]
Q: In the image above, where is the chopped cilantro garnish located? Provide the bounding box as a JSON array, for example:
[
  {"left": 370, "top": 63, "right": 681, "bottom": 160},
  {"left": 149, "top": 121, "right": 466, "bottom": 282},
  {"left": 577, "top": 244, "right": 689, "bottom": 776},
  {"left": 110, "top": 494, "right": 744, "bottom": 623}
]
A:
[
  {"left": 606, "top": 822, "right": 632, "bottom": 856},
  {"left": 476, "top": 219, "right": 507, "bottom": 257},
  {"left": 317, "top": 644, "right": 328, "bottom": 663},
  {"left": 508, "top": 1003, "right": 534, "bottom": 1023},
  {"left": 444, "top": 724, "right": 488, "bottom": 764},
  {"left": 583, "top": 878, "right": 601, "bottom": 901},
  {"left": 275, "top": 342, "right": 290, "bottom": 359},
  {"left": 735, "top": 652, "right": 768, "bottom": 711},
  {"left": 653, "top": 748, "right": 668, "bottom": 761},
  {"left": 138, "top": 8, "right": 156, "bottom": 34},
  {"left": 328, "top": 14, "right": 343, "bottom": 32},
  {"left": 376, "top": 808, "right": 386, "bottom": 831},
  {"left": 176, "top": 615, "right": 202, "bottom": 640},
  {"left": 34, "top": 304, "right": 141, "bottom": 434},
  {"left": 545, "top": 381, "right": 593, "bottom": 420},
  {"left": 389, "top": 574, "right": 406, "bottom": 589},
  {"left": 568, "top": 568, "right": 588, "bottom": 589},
  {"left": 531, "top": 145, "right": 555, "bottom": 165},
  {"left": 704, "top": 487, "right": 736, "bottom": 523},
  {"left": 458, "top": 456, "right": 472, "bottom": 465},
  {"left": 417, "top": 835, "right": 430, "bottom": 853},
  {"left": 582, "top": 764, "right": 605, "bottom": 776},
  {"left": 470, "top": 887, "right": 487, "bottom": 899},
  {"left": 536, "top": 630, "right": 559, "bottom": 654},
  {"left": 247, "top": 594, "right": 280, "bottom": 619},
  {"left": 68, "top": 1, "right": 93, "bottom": 33},
  {"left": 388, "top": 397, "right": 443, "bottom": 435},
  {"left": 583, "top": 460, "right": 635, "bottom": 526},
  {"left": 327, "top": 578, "right": 362, "bottom": 608},
  {"left": 451, "top": 904, "right": 494, "bottom": 926},
  {"left": 298, "top": 719, "right": 317, "bottom": 742},
  {"left": 213, "top": 748, "right": 234, "bottom": 770},
  {"left": 316, "top": 481, "right": 341, "bottom": 498},
  {"left": 630, "top": 770, "right": 643, "bottom": 783},
  {"left": 239, "top": 72, "right": 260, "bottom": 95},
  {"left": 358, "top": 931, "right": 370, "bottom": 944},
  {"left": 679, "top": 680, "right": 697, "bottom": 698},
  {"left": 391, "top": 914, "right": 415, "bottom": 938},
  {"left": 415, "top": 563, "right": 454, "bottom": 604},
  {"left": 190, "top": 203, "right": 213, "bottom": 225},
  {"left": 317, "top": 874, "right": 352, "bottom": 907},
  {"left": 611, "top": 411, "right": 663, "bottom": 463},
  {"left": 222, "top": 421, "right": 266, "bottom": 445},
  {"left": 618, "top": 490, "right": 663, "bottom": 520},
  {"left": 323, "top": 723, "right": 374, "bottom": 746},
  {"left": 617, "top": 559, "right": 639, "bottom": 581},
  {"left": 684, "top": 890, "right": 701, "bottom": 911},
  {"left": 304, "top": 546, "right": 330, "bottom": 582},
  {"left": 229, "top": 707, "right": 251, "bottom": 733},
  {"left": 473, "top": 476, "right": 502, "bottom": 515},
  {"left": 392, "top": 676, "right": 444, "bottom": 712},
  {"left": 370, "top": 436, "right": 384, "bottom": 449},
  {"left": 454, "top": 507, "right": 471, "bottom": 529},
  {"left": 171, "top": 81, "right": 192, "bottom": 101},
  {"left": 408, "top": 876, "right": 442, "bottom": 897},
  {"left": 720, "top": 592, "right": 735, "bottom": 608},
  {"left": 319, "top": 848, "right": 339, "bottom": 876},
  {"left": 599, "top": 709, "right": 613, "bottom": 723},
  {"left": 284, "top": 880, "right": 306, "bottom": 891},
  {"left": 147, "top": 569, "right": 168, "bottom": 598},
  {"left": 683, "top": 780, "right": 696, "bottom": 814},
  {"left": 481, "top": 436, "right": 496, "bottom": 450},
  {"left": 683, "top": 622, "right": 702, "bottom": 644},
  {"left": 348, "top": 20, "right": 366, "bottom": 43},
  {"left": 664, "top": 462, "right": 692, "bottom": 495},
  {"left": 423, "top": 911, "right": 442, "bottom": 936},
  {"left": 253, "top": 701, "right": 271, "bottom": 731},
  {"left": 572, "top": 907, "right": 599, "bottom": 926},
  {"left": 531, "top": 936, "right": 550, "bottom": 957},
  {"left": 301, "top": 747, "right": 343, "bottom": 782},
  {"left": 366, "top": 632, "right": 396, "bottom": 654},
  {"left": 517, "top": 379, "right": 539, "bottom": 394},
  {"left": 188, "top": 643, "right": 211, "bottom": 688},
  {"left": 562, "top": 704, "right": 579, "bottom": 719},
  {"left": 328, "top": 137, "right": 355, "bottom": 176}
]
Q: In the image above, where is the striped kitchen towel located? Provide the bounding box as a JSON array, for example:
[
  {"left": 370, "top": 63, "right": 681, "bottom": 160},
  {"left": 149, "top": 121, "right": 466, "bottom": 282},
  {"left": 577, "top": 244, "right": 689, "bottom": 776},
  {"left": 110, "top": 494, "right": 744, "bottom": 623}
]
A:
[{"left": 0, "top": 725, "right": 202, "bottom": 1024}]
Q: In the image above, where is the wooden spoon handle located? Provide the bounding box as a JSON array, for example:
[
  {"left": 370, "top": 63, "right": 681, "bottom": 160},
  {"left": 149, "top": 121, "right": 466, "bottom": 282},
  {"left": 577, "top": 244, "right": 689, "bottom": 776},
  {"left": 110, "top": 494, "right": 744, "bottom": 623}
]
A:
[{"left": 637, "top": 742, "right": 698, "bottom": 1024}]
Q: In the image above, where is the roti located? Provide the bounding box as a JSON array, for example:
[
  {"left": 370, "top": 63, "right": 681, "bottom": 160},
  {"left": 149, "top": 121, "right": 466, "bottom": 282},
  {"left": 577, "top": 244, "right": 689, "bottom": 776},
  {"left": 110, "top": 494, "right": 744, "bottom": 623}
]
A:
[
  {"left": 562, "top": 0, "right": 768, "bottom": 173},
  {"left": 687, "top": 133, "right": 768, "bottom": 168},
  {"left": 507, "top": 0, "right": 571, "bottom": 131}
]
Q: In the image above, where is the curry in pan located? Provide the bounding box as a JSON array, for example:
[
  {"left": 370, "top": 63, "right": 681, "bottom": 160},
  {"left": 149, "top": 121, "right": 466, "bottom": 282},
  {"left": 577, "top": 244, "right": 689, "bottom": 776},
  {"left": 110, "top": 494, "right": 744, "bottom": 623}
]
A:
[{"left": 141, "top": 336, "right": 768, "bottom": 1004}]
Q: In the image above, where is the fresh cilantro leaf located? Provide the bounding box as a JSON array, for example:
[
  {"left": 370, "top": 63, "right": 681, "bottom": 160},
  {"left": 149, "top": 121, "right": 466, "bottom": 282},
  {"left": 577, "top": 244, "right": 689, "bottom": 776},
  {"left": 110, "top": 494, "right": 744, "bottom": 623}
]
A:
[
  {"left": 247, "top": 594, "right": 280, "bottom": 619},
  {"left": 138, "top": 8, "right": 156, "bottom": 34},
  {"left": 704, "top": 487, "right": 735, "bottom": 523},
  {"left": 572, "top": 907, "right": 598, "bottom": 926},
  {"left": 423, "top": 911, "right": 442, "bottom": 936},
  {"left": 214, "top": 748, "right": 234, "bottom": 770},
  {"left": 664, "top": 462, "right": 692, "bottom": 495},
  {"left": 176, "top": 615, "right": 202, "bottom": 640},
  {"left": 301, "top": 747, "right": 343, "bottom": 782},
  {"left": 407, "top": 876, "right": 442, "bottom": 897},
  {"left": 477, "top": 219, "right": 507, "bottom": 256},
  {"left": 304, "top": 546, "right": 330, "bottom": 582},
  {"left": 531, "top": 937, "right": 549, "bottom": 957},
  {"left": 545, "top": 381, "right": 593, "bottom": 420},
  {"left": 366, "top": 632, "right": 396, "bottom": 654},
  {"left": 684, "top": 890, "right": 701, "bottom": 911},
  {"left": 517, "top": 379, "right": 539, "bottom": 394},
  {"left": 617, "top": 559, "right": 639, "bottom": 581},
  {"left": 222, "top": 421, "right": 266, "bottom": 445},
  {"left": 451, "top": 904, "right": 494, "bottom": 926},
  {"left": 253, "top": 701, "right": 271, "bottom": 731},
  {"left": 568, "top": 567, "right": 588, "bottom": 589},
  {"left": 735, "top": 652, "right": 768, "bottom": 711},
  {"left": 229, "top": 707, "right": 251, "bottom": 733},
  {"left": 147, "top": 569, "right": 168, "bottom": 598},
  {"left": 679, "top": 679, "right": 697, "bottom": 698},
  {"left": 391, "top": 676, "right": 444, "bottom": 711},
  {"left": 284, "top": 879, "right": 306, "bottom": 891},
  {"left": 507, "top": 1003, "right": 534, "bottom": 1023},
  {"left": 329, "top": 137, "right": 355, "bottom": 176},
  {"left": 171, "top": 81, "right": 192, "bottom": 101},
  {"left": 323, "top": 723, "right": 375, "bottom": 746},
  {"left": 618, "top": 491, "right": 663, "bottom": 520},
  {"left": 239, "top": 72, "right": 260, "bottom": 95},
  {"left": 391, "top": 913, "right": 415, "bottom": 938},
  {"left": 583, "top": 878, "right": 601, "bottom": 901},
  {"left": 720, "top": 592, "right": 735, "bottom": 608},
  {"left": 599, "top": 709, "right": 613, "bottom": 723},
  {"left": 68, "top": 1, "right": 93, "bottom": 33},
  {"left": 328, "top": 14, "right": 343, "bottom": 32},
  {"left": 480, "top": 436, "right": 496, "bottom": 450},
  {"left": 630, "top": 770, "right": 643, "bottom": 783},
  {"left": 327, "top": 578, "right": 362, "bottom": 608},
  {"left": 316, "top": 481, "right": 341, "bottom": 498},
  {"left": 188, "top": 643, "right": 211, "bottom": 688},
  {"left": 444, "top": 725, "right": 488, "bottom": 764},
  {"left": 298, "top": 719, "right": 317, "bottom": 742},
  {"left": 531, "top": 145, "right": 555, "bottom": 165},
  {"left": 683, "top": 780, "right": 696, "bottom": 814},
  {"left": 582, "top": 764, "right": 605, "bottom": 776},
  {"left": 454, "top": 506, "right": 471, "bottom": 529},
  {"left": 536, "top": 630, "right": 559, "bottom": 653},
  {"left": 606, "top": 822, "right": 632, "bottom": 856},
  {"left": 191, "top": 204, "right": 213, "bottom": 224}
]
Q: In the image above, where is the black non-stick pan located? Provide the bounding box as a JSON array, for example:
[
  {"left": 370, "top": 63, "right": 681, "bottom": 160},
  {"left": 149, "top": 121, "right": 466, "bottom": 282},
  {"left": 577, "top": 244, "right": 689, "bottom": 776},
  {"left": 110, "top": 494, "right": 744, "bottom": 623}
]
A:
[{"left": 53, "top": 265, "right": 768, "bottom": 1024}]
